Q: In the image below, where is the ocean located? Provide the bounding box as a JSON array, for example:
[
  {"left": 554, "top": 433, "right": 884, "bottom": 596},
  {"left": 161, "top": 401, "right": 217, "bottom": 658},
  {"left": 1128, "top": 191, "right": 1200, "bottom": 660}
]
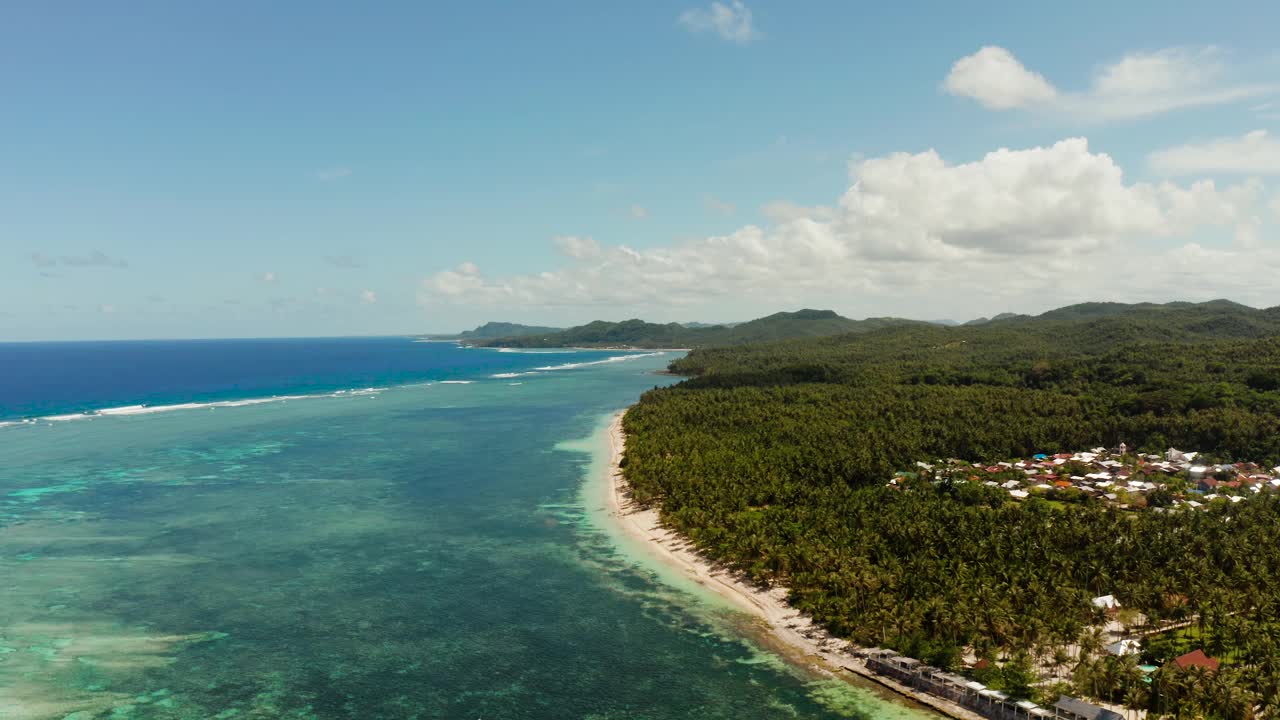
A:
[{"left": 0, "top": 338, "right": 931, "bottom": 719}]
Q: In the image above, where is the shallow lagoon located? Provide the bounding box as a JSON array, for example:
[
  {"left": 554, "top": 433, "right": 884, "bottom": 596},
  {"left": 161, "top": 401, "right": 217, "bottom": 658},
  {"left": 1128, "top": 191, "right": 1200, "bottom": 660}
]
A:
[{"left": 0, "top": 347, "right": 932, "bottom": 719}]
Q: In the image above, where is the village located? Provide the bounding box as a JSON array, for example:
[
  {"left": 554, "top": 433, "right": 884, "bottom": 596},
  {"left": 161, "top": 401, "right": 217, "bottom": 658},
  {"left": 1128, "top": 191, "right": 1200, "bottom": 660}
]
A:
[
  {"left": 864, "top": 445, "right": 1280, "bottom": 718},
  {"left": 889, "top": 445, "right": 1280, "bottom": 510}
]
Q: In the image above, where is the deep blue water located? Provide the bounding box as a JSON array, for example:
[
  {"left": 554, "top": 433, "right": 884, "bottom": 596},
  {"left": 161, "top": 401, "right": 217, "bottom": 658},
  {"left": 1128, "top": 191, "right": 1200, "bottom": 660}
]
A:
[
  {"left": 0, "top": 339, "right": 930, "bottom": 719},
  {"left": 0, "top": 338, "right": 641, "bottom": 421}
]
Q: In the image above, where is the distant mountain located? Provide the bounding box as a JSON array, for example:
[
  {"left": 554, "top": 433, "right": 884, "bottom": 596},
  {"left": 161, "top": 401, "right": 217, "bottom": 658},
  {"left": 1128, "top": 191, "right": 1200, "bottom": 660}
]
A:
[
  {"left": 425, "top": 321, "right": 563, "bottom": 341},
  {"left": 472, "top": 309, "right": 926, "bottom": 348},
  {"left": 964, "top": 312, "right": 1025, "bottom": 326},
  {"left": 680, "top": 321, "right": 734, "bottom": 329},
  {"left": 1037, "top": 299, "right": 1252, "bottom": 321},
  {"left": 456, "top": 300, "right": 1276, "bottom": 349}
]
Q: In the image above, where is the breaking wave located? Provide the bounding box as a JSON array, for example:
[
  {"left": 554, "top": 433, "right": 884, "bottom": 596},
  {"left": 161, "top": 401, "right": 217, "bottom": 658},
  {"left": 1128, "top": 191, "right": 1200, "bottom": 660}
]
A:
[
  {"left": 2, "top": 388, "right": 389, "bottom": 428},
  {"left": 488, "top": 352, "right": 666, "bottom": 379},
  {"left": 533, "top": 352, "right": 666, "bottom": 371}
]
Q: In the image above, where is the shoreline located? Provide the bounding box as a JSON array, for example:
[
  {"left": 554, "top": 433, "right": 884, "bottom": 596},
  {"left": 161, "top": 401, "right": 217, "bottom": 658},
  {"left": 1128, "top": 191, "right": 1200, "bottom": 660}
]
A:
[{"left": 602, "top": 410, "right": 983, "bottom": 720}]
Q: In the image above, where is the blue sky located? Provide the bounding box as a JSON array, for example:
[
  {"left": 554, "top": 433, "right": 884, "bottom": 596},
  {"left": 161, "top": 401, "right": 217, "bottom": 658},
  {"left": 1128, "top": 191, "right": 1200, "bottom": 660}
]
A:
[{"left": 4, "top": 1, "right": 1279, "bottom": 340}]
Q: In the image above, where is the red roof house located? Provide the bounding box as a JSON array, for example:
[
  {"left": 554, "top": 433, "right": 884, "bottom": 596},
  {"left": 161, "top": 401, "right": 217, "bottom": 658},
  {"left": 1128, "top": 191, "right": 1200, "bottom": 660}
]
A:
[{"left": 1171, "top": 649, "right": 1220, "bottom": 671}]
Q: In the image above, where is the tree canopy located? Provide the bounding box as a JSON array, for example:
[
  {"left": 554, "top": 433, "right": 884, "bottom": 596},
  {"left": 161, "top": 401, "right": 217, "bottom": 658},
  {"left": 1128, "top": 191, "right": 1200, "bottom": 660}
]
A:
[{"left": 621, "top": 300, "right": 1280, "bottom": 716}]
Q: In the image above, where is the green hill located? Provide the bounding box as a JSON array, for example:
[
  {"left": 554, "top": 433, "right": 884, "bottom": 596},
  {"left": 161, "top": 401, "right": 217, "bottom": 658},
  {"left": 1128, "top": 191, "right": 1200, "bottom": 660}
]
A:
[
  {"left": 471, "top": 309, "right": 926, "bottom": 348},
  {"left": 620, "top": 298, "right": 1280, "bottom": 708},
  {"left": 424, "top": 321, "right": 563, "bottom": 341}
]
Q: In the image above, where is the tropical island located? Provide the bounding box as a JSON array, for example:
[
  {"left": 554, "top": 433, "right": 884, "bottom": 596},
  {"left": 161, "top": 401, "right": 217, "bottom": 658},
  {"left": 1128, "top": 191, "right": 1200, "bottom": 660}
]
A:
[
  {"left": 610, "top": 299, "right": 1280, "bottom": 720},
  {"left": 462, "top": 309, "right": 927, "bottom": 349}
]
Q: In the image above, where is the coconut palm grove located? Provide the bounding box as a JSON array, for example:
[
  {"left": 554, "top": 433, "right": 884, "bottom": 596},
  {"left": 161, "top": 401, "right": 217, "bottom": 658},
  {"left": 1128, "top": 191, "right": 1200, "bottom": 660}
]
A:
[{"left": 621, "top": 300, "right": 1280, "bottom": 719}]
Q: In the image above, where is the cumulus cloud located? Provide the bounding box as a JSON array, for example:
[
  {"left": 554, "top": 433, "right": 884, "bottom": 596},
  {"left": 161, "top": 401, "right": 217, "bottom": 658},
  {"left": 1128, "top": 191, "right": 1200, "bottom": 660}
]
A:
[
  {"left": 1150, "top": 130, "right": 1280, "bottom": 175},
  {"left": 628, "top": 204, "right": 650, "bottom": 219},
  {"left": 945, "top": 46, "right": 1274, "bottom": 121},
  {"left": 420, "top": 138, "right": 1267, "bottom": 314},
  {"left": 678, "top": 1, "right": 758, "bottom": 44},
  {"left": 943, "top": 47, "right": 1057, "bottom": 110},
  {"left": 360, "top": 289, "right": 377, "bottom": 304},
  {"left": 30, "top": 250, "right": 128, "bottom": 269},
  {"left": 553, "top": 235, "right": 602, "bottom": 259},
  {"left": 259, "top": 271, "right": 277, "bottom": 283}
]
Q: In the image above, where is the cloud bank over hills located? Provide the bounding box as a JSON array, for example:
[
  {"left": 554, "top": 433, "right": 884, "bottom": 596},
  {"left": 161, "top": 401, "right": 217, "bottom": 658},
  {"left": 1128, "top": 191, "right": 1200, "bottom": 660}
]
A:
[{"left": 423, "top": 138, "right": 1272, "bottom": 319}]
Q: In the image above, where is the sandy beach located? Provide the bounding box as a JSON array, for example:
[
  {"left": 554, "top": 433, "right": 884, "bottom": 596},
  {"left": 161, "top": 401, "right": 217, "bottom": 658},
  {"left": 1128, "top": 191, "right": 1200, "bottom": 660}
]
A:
[{"left": 603, "top": 410, "right": 983, "bottom": 720}]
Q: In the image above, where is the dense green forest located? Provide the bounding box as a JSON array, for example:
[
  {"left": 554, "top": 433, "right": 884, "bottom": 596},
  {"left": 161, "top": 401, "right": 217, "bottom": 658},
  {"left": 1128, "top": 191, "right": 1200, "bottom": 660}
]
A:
[
  {"left": 474, "top": 309, "right": 925, "bottom": 348},
  {"left": 423, "top": 321, "right": 563, "bottom": 340},
  {"left": 621, "top": 300, "right": 1280, "bottom": 718}
]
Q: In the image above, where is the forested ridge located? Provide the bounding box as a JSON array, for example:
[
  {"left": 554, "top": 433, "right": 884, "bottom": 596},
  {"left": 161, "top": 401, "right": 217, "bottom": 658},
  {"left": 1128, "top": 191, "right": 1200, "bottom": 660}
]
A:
[
  {"left": 475, "top": 309, "right": 927, "bottom": 348},
  {"left": 621, "top": 300, "right": 1280, "bottom": 717}
]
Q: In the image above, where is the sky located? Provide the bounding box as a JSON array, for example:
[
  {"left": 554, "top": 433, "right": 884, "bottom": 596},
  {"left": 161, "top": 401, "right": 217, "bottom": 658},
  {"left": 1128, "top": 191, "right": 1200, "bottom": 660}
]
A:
[{"left": 3, "top": 1, "right": 1280, "bottom": 340}]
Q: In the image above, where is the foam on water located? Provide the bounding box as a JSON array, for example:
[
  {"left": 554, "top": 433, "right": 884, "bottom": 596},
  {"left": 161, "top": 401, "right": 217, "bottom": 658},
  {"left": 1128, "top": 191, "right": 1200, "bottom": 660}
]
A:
[
  {"left": 3, "top": 350, "right": 665, "bottom": 429},
  {"left": 534, "top": 352, "right": 667, "bottom": 372},
  {"left": 42, "top": 413, "right": 96, "bottom": 423},
  {"left": 3, "top": 388, "right": 393, "bottom": 429},
  {"left": 0, "top": 347, "right": 933, "bottom": 719},
  {"left": 494, "top": 348, "right": 581, "bottom": 354}
]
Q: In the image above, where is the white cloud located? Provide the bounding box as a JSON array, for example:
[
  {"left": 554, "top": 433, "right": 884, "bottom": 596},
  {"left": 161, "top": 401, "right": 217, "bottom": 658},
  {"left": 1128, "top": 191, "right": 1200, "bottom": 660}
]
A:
[
  {"left": 629, "top": 204, "right": 650, "bottom": 219},
  {"left": 421, "top": 138, "right": 1268, "bottom": 315},
  {"left": 259, "top": 271, "right": 277, "bottom": 283},
  {"left": 553, "top": 235, "right": 602, "bottom": 260},
  {"left": 1150, "top": 130, "right": 1280, "bottom": 175},
  {"left": 704, "top": 196, "right": 737, "bottom": 216},
  {"left": 943, "top": 46, "right": 1057, "bottom": 110},
  {"left": 678, "top": 1, "right": 758, "bottom": 45},
  {"left": 98, "top": 304, "right": 117, "bottom": 314},
  {"left": 316, "top": 166, "right": 352, "bottom": 182},
  {"left": 360, "top": 289, "right": 377, "bottom": 304},
  {"left": 945, "top": 46, "right": 1274, "bottom": 121}
]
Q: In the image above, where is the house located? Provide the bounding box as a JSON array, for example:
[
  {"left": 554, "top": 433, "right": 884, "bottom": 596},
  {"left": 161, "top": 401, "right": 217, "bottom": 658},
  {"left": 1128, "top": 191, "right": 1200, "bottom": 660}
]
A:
[
  {"left": 1053, "top": 695, "right": 1123, "bottom": 720},
  {"left": 1104, "top": 638, "right": 1141, "bottom": 656},
  {"left": 1091, "top": 595, "right": 1120, "bottom": 611},
  {"left": 1170, "top": 649, "right": 1219, "bottom": 671}
]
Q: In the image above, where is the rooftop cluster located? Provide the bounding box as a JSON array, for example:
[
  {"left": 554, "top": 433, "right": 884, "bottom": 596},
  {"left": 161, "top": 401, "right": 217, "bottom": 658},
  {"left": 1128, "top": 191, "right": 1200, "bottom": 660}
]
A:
[
  {"left": 890, "top": 446, "right": 1280, "bottom": 510},
  {"left": 863, "top": 649, "right": 1123, "bottom": 720}
]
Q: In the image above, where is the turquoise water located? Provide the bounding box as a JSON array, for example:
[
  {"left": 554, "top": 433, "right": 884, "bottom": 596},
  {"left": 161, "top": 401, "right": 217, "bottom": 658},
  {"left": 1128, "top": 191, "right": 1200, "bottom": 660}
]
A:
[{"left": 0, "top": 351, "right": 932, "bottom": 719}]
